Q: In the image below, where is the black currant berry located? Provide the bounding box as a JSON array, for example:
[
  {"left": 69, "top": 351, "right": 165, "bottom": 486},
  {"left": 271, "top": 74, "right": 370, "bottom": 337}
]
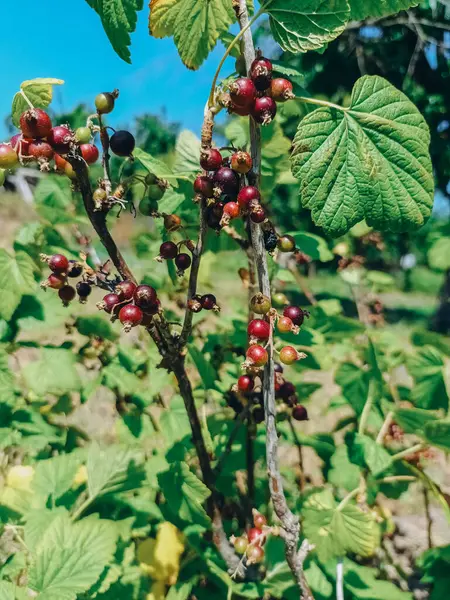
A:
[
  {"left": 175, "top": 253, "right": 192, "bottom": 273},
  {"left": 213, "top": 167, "right": 239, "bottom": 196},
  {"left": 76, "top": 281, "right": 92, "bottom": 303},
  {"left": 110, "top": 130, "right": 136, "bottom": 157},
  {"left": 201, "top": 294, "right": 217, "bottom": 311},
  {"left": 263, "top": 230, "right": 278, "bottom": 252},
  {"left": 159, "top": 241, "right": 178, "bottom": 260},
  {"left": 67, "top": 260, "right": 83, "bottom": 278},
  {"left": 58, "top": 285, "right": 76, "bottom": 307},
  {"left": 292, "top": 405, "right": 309, "bottom": 421}
]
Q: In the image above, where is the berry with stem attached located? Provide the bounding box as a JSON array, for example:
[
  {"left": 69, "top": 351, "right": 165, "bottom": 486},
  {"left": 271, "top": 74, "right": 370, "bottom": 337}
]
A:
[
  {"left": 200, "top": 294, "right": 218, "bottom": 311},
  {"left": 76, "top": 281, "right": 92, "bottom": 302},
  {"left": 250, "top": 56, "right": 273, "bottom": 91},
  {"left": 175, "top": 253, "right": 192, "bottom": 273},
  {"left": 270, "top": 78, "right": 294, "bottom": 102},
  {"left": 115, "top": 280, "right": 137, "bottom": 301},
  {"left": 238, "top": 375, "right": 254, "bottom": 394},
  {"left": 278, "top": 234, "right": 296, "bottom": 253},
  {"left": 253, "top": 512, "right": 267, "bottom": 529},
  {"left": 28, "top": 140, "right": 54, "bottom": 161},
  {"left": 97, "top": 293, "right": 121, "bottom": 313},
  {"left": 213, "top": 167, "right": 239, "bottom": 196},
  {"left": 164, "top": 214, "right": 182, "bottom": 232},
  {"left": 134, "top": 284, "right": 157, "bottom": 308},
  {"left": 80, "top": 144, "right": 99, "bottom": 164},
  {"left": 246, "top": 345, "right": 269, "bottom": 367},
  {"left": 250, "top": 293, "right": 271, "bottom": 315},
  {"left": 246, "top": 544, "right": 265, "bottom": 564},
  {"left": 139, "top": 197, "right": 158, "bottom": 216},
  {"left": 279, "top": 346, "right": 300, "bottom": 365},
  {"left": 95, "top": 92, "right": 115, "bottom": 114},
  {"left": 229, "top": 77, "right": 256, "bottom": 108},
  {"left": 277, "top": 316, "right": 294, "bottom": 333},
  {"left": 119, "top": 304, "right": 143, "bottom": 332},
  {"left": 75, "top": 127, "right": 92, "bottom": 144},
  {"left": 200, "top": 148, "right": 222, "bottom": 171},
  {"left": 292, "top": 405, "right": 309, "bottom": 421},
  {"left": 247, "top": 527, "right": 264, "bottom": 545},
  {"left": 234, "top": 536, "right": 248, "bottom": 555},
  {"left": 0, "top": 144, "right": 19, "bottom": 169},
  {"left": 58, "top": 285, "right": 76, "bottom": 306},
  {"left": 250, "top": 205, "right": 266, "bottom": 223},
  {"left": 159, "top": 241, "right": 178, "bottom": 260},
  {"left": 48, "top": 126, "right": 72, "bottom": 154},
  {"left": 283, "top": 306, "right": 308, "bottom": 327},
  {"left": 272, "top": 292, "right": 289, "bottom": 307},
  {"left": 148, "top": 183, "right": 166, "bottom": 201},
  {"left": 67, "top": 260, "right": 83, "bottom": 278},
  {"left": 110, "top": 130, "right": 136, "bottom": 156},
  {"left": 42, "top": 273, "right": 67, "bottom": 290},
  {"left": 248, "top": 319, "right": 271, "bottom": 340},
  {"left": 19, "top": 108, "right": 52, "bottom": 138},
  {"left": 278, "top": 381, "right": 296, "bottom": 399},
  {"left": 47, "top": 254, "right": 69, "bottom": 274},
  {"left": 194, "top": 175, "right": 214, "bottom": 198},
  {"left": 223, "top": 201, "right": 240, "bottom": 220},
  {"left": 231, "top": 151, "right": 252, "bottom": 174},
  {"left": 237, "top": 185, "right": 260, "bottom": 209},
  {"left": 252, "top": 97, "right": 277, "bottom": 125}
]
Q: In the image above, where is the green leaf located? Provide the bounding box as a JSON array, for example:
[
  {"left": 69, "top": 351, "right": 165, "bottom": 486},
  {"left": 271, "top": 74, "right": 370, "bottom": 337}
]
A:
[
  {"left": 0, "top": 348, "right": 16, "bottom": 405},
  {"left": 86, "top": 0, "right": 143, "bottom": 63},
  {"left": 350, "top": 0, "right": 418, "bottom": 21},
  {"left": 134, "top": 147, "right": 178, "bottom": 186},
  {"left": 159, "top": 395, "right": 192, "bottom": 443},
  {"left": 338, "top": 558, "right": 413, "bottom": 600},
  {"left": 22, "top": 348, "right": 81, "bottom": 396},
  {"left": 428, "top": 237, "right": 450, "bottom": 272},
  {"left": 24, "top": 507, "right": 69, "bottom": 552},
  {"left": 0, "top": 249, "right": 36, "bottom": 320},
  {"left": 291, "top": 75, "right": 434, "bottom": 237},
  {"left": 173, "top": 130, "right": 201, "bottom": 179},
  {"left": 267, "top": 0, "right": 350, "bottom": 54},
  {"left": 158, "top": 462, "right": 211, "bottom": 528},
  {"left": 28, "top": 512, "right": 118, "bottom": 599},
  {"left": 335, "top": 362, "right": 370, "bottom": 415},
  {"left": 188, "top": 345, "right": 218, "bottom": 390},
  {"left": 407, "top": 346, "right": 449, "bottom": 411},
  {"left": 346, "top": 432, "right": 392, "bottom": 477},
  {"left": 328, "top": 445, "right": 361, "bottom": 491},
  {"left": 423, "top": 420, "right": 450, "bottom": 451},
  {"left": 149, "top": 0, "right": 235, "bottom": 70},
  {"left": 303, "top": 489, "right": 379, "bottom": 562},
  {"left": 11, "top": 79, "right": 64, "bottom": 128},
  {"left": 394, "top": 407, "right": 439, "bottom": 436},
  {"left": 75, "top": 315, "right": 118, "bottom": 341},
  {"left": 33, "top": 453, "right": 81, "bottom": 502},
  {"left": 286, "top": 231, "right": 333, "bottom": 262}
]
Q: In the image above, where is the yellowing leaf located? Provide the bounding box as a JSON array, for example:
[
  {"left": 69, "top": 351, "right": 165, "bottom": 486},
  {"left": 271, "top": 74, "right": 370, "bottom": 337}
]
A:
[
  {"left": 6, "top": 465, "right": 34, "bottom": 490},
  {"left": 138, "top": 522, "right": 184, "bottom": 585},
  {"left": 21, "top": 78, "right": 64, "bottom": 88}
]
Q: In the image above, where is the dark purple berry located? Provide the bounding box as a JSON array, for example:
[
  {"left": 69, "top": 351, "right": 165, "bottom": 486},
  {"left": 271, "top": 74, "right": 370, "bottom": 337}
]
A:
[
  {"left": 213, "top": 167, "right": 239, "bottom": 196},
  {"left": 159, "top": 241, "right": 178, "bottom": 260},
  {"left": 110, "top": 130, "right": 135, "bottom": 156}
]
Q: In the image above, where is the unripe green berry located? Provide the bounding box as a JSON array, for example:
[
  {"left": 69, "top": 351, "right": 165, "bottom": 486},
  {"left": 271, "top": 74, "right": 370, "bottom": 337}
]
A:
[
  {"left": 75, "top": 127, "right": 92, "bottom": 144},
  {"left": 95, "top": 92, "right": 115, "bottom": 114}
]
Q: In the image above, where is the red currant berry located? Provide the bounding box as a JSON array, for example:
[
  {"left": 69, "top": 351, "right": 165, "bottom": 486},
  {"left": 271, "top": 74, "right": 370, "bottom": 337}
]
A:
[
  {"left": 194, "top": 175, "right": 214, "bottom": 198},
  {"left": 159, "top": 241, "right": 178, "bottom": 260},
  {"left": 247, "top": 527, "right": 264, "bottom": 545},
  {"left": 76, "top": 281, "right": 92, "bottom": 301},
  {"left": 277, "top": 316, "right": 293, "bottom": 333},
  {"left": 97, "top": 292, "right": 121, "bottom": 313},
  {"left": 10, "top": 134, "right": 31, "bottom": 156},
  {"left": 164, "top": 214, "right": 182, "bottom": 232},
  {"left": 270, "top": 78, "right": 294, "bottom": 102},
  {"left": 115, "top": 280, "right": 137, "bottom": 301},
  {"left": 238, "top": 375, "right": 254, "bottom": 394},
  {"left": 223, "top": 201, "right": 240, "bottom": 220},
  {"left": 48, "top": 126, "right": 72, "bottom": 154},
  {"left": 250, "top": 57, "right": 273, "bottom": 91},
  {"left": 250, "top": 294, "right": 271, "bottom": 315},
  {"left": 119, "top": 304, "right": 143, "bottom": 332},
  {"left": 253, "top": 512, "right": 267, "bottom": 529},
  {"left": 213, "top": 167, "right": 239, "bottom": 196},
  {"left": 237, "top": 186, "right": 260, "bottom": 209},
  {"left": 234, "top": 536, "right": 249, "bottom": 555},
  {"left": 278, "top": 235, "right": 296, "bottom": 253},
  {"left": 252, "top": 97, "right": 277, "bottom": 126},
  {"left": 292, "top": 405, "right": 309, "bottom": 421},
  {"left": 231, "top": 151, "right": 252, "bottom": 174},
  {"left": 110, "top": 130, "right": 136, "bottom": 156},
  {"left": 0, "top": 144, "right": 19, "bottom": 169},
  {"left": 246, "top": 345, "right": 268, "bottom": 367},
  {"left": 175, "top": 253, "right": 192, "bottom": 273},
  {"left": 229, "top": 78, "right": 257, "bottom": 108},
  {"left": 248, "top": 319, "right": 270, "bottom": 340},
  {"left": 48, "top": 254, "right": 69, "bottom": 273},
  {"left": 44, "top": 273, "right": 67, "bottom": 290},
  {"left": 134, "top": 284, "right": 157, "bottom": 308},
  {"left": 250, "top": 205, "right": 266, "bottom": 223},
  {"left": 75, "top": 127, "right": 91, "bottom": 144},
  {"left": 279, "top": 346, "right": 299, "bottom": 365},
  {"left": 95, "top": 92, "right": 115, "bottom": 114},
  {"left": 200, "top": 148, "right": 223, "bottom": 171},
  {"left": 58, "top": 285, "right": 76, "bottom": 306},
  {"left": 246, "top": 544, "right": 265, "bottom": 564},
  {"left": 28, "top": 140, "right": 54, "bottom": 161},
  {"left": 279, "top": 381, "right": 296, "bottom": 399},
  {"left": 200, "top": 294, "right": 217, "bottom": 311},
  {"left": 283, "top": 306, "right": 307, "bottom": 326},
  {"left": 80, "top": 144, "right": 99, "bottom": 164},
  {"left": 19, "top": 108, "right": 52, "bottom": 138},
  {"left": 230, "top": 103, "right": 252, "bottom": 117}
]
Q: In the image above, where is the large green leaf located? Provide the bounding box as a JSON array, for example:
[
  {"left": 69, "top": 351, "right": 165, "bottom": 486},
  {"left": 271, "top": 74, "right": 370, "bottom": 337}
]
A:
[
  {"left": 335, "top": 362, "right": 370, "bottom": 415},
  {"left": 350, "top": 0, "right": 418, "bottom": 21},
  {"left": 149, "top": 0, "right": 234, "bottom": 70},
  {"left": 22, "top": 348, "right": 81, "bottom": 396},
  {"left": 424, "top": 420, "right": 450, "bottom": 451},
  {"left": 11, "top": 79, "right": 64, "bottom": 128},
  {"left": 33, "top": 453, "right": 81, "bottom": 502},
  {"left": 24, "top": 507, "right": 69, "bottom": 552},
  {"left": 28, "top": 513, "right": 118, "bottom": 599},
  {"left": 291, "top": 75, "right": 434, "bottom": 237},
  {"left": 267, "top": 0, "right": 350, "bottom": 53},
  {"left": 173, "top": 130, "right": 201, "bottom": 179},
  {"left": 302, "top": 489, "right": 379, "bottom": 562},
  {"left": 346, "top": 432, "right": 392, "bottom": 477},
  {"left": 86, "top": 0, "right": 143, "bottom": 63},
  {"left": 0, "top": 250, "right": 36, "bottom": 321},
  {"left": 407, "top": 346, "right": 449, "bottom": 411},
  {"left": 328, "top": 445, "right": 361, "bottom": 491}
]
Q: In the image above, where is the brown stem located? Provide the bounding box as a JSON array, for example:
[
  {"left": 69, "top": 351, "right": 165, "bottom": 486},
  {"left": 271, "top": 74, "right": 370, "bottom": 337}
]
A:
[
  {"left": 235, "top": 2, "right": 314, "bottom": 598},
  {"left": 289, "top": 417, "right": 306, "bottom": 492},
  {"left": 246, "top": 418, "right": 256, "bottom": 523},
  {"left": 97, "top": 113, "right": 113, "bottom": 195}
]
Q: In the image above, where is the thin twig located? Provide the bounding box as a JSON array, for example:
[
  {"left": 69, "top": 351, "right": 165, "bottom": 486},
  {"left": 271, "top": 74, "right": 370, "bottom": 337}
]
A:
[
  {"left": 289, "top": 417, "right": 306, "bottom": 492},
  {"left": 423, "top": 485, "right": 433, "bottom": 549}
]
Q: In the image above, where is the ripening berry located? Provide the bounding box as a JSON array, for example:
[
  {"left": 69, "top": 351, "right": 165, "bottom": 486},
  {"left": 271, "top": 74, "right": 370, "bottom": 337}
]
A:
[
  {"left": 279, "top": 346, "right": 299, "bottom": 365},
  {"left": 250, "top": 57, "right": 273, "bottom": 91},
  {"left": 54, "top": 154, "right": 76, "bottom": 180},
  {"left": 0, "top": 144, "right": 19, "bottom": 169},
  {"left": 213, "top": 167, "right": 239, "bottom": 196},
  {"left": 234, "top": 536, "right": 248, "bottom": 555},
  {"left": 97, "top": 292, "right": 121, "bottom": 313},
  {"left": 277, "top": 235, "right": 296, "bottom": 253},
  {"left": 110, "top": 130, "right": 136, "bottom": 157},
  {"left": 223, "top": 201, "right": 240, "bottom": 220},
  {"left": 48, "top": 254, "right": 69, "bottom": 274},
  {"left": 247, "top": 527, "right": 264, "bottom": 545},
  {"left": 200, "top": 148, "right": 223, "bottom": 171},
  {"left": 75, "top": 127, "right": 92, "bottom": 144},
  {"left": 238, "top": 375, "right": 254, "bottom": 394},
  {"left": 58, "top": 285, "right": 76, "bottom": 306},
  {"left": 247, "top": 319, "right": 271, "bottom": 340},
  {"left": 48, "top": 126, "right": 72, "bottom": 154},
  {"left": 250, "top": 293, "right": 271, "bottom": 315},
  {"left": 231, "top": 151, "right": 252, "bottom": 174},
  {"left": 252, "top": 97, "right": 277, "bottom": 126},
  {"left": 272, "top": 292, "right": 289, "bottom": 307},
  {"left": 164, "top": 214, "right": 182, "bottom": 232},
  {"left": 237, "top": 186, "right": 260, "bottom": 208},
  {"left": 246, "top": 345, "right": 268, "bottom": 367},
  {"left": 134, "top": 284, "right": 157, "bottom": 308},
  {"left": 200, "top": 294, "right": 217, "bottom": 311},
  {"left": 67, "top": 260, "right": 83, "bottom": 278},
  {"left": 278, "top": 381, "right": 296, "bottom": 399},
  {"left": 159, "top": 241, "right": 178, "bottom": 260},
  {"left": 10, "top": 134, "right": 31, "bottom": 156},
  {"left": 80, "top": 144, "right": 99, "bottom": 164},
  {"left": 246, "top": 544, "right": 265, "bottom": 564},
  {"left": 95, "top": 92, "right": 115, "bottom": 114},
  {"left": 28, "top": 140, "right": 54, "bottom": 161},
  {"left": 44, "top": 273, "right": 67, "bottom": 290},
  {"left": 250, "top": 205, "right": 266, "bottom": 223},
  {"left": 76, "top": 281, "right": 92, "bottom": 302},
  {"left": 119, "top": 304, "right": 143, "bottom": 332},
  {"left": 277, "top": 316, "right": 294, "bottom": 333},
  {"left": 253, "top": 512, "right": 267, "bottom": 529},
  {"left": 194, "top": 175, "right": 214, "bottom": 198},
  {"left": 283, "top": 306, "right": 307, "bottom": 326},
  {"left": 19, "top": 108, "right": 52, "bottom": 138},
  {"left": 292, "top": 405, "right": 309, "bottom": 421},
  {"left": 229, "top": 77, "right": 257, "bottom": 108},
  {"left": 230, "top": 103, "right": 252, "bottom": 117},
  {"left": 270, "top": 78, "right": 294, "bottom": 102},
  {"left": 115, "top": 280, "right": 137, "bottom": 301},
  {"left": 175, "top": 253, "right": 192, "bottom": 272}
]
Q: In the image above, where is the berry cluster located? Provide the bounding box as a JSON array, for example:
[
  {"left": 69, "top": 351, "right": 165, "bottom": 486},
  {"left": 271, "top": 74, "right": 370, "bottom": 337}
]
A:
[
  {"left": 187, "top": 293, "right": 220, "bottom": 314},
  {"left": 231, "top": 510, "right": 271, "bottom": 566},
  {"left": 97, "top": 281, "right": 160, "bottom": 332},
  {"left": 156, "top": 239, "right": 193, "bottom": 277}
]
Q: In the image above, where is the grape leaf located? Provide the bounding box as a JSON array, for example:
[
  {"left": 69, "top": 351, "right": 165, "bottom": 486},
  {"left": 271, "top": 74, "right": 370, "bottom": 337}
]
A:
[
  {"left": 267, "top": 0, "right": 350, "bottom": 54},
  {"left": 350, "top": 0, "right": 418, "bottom": 21},
  {"left": 149, "top": 0, "right": 235, "bottom": 70},
  {"left": 291, "top": 75, "right": 434, "bottom": 237}
]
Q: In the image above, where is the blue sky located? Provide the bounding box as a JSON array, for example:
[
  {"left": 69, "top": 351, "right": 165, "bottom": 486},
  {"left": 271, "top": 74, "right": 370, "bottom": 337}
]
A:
[{"left": 0, "top": 1, "right": 239, "bottom": 139}]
